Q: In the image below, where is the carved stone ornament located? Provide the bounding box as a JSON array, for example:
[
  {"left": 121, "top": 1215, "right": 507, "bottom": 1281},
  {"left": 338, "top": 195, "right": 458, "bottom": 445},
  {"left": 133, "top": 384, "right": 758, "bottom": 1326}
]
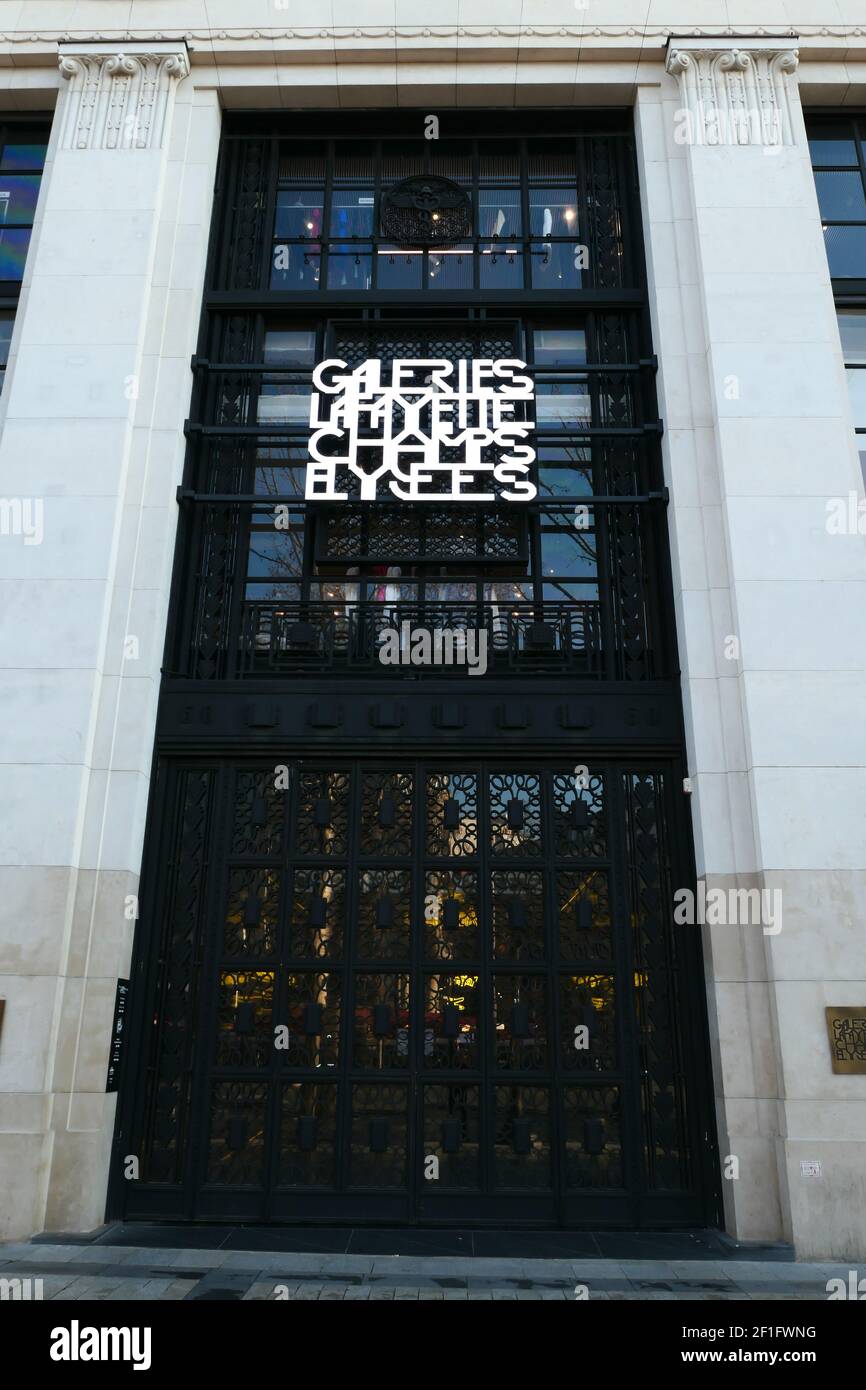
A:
[
  {"left": 380, "top": 175, "right": 472, "bottom": 247},
  {"left": 665, "top": 42, "right": 800, "bottom": 148},
  {"left": 57, "top": 48, "right": 190, "bottom": 152}
]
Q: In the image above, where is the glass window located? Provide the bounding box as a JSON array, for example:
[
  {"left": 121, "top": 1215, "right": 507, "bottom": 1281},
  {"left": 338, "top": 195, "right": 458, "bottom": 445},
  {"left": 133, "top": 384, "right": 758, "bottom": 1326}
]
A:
[
  {"left": 330, "top": 188, "right": 375, "bottom": 238},
  {"left": 823, "top": 225, "right": 866, "bottom": 278},
  {"left": 529, "top": 188, "right": 579, "bottom": 238},
  {"left": 0, "top": 311, "right": 12, "bottom": 366},
  {"left": 271, "top": 243, "right": 320, "bottom": 290},
  {"left": 815, "top": 171, "right": 866, "bottom": 221},
  {"left": 479, "top": 243, "right": 522, "bottom": 289},
  {"left": 265, "top": 134, "right": 629, "bottom": 293},
  {"left": 257, "top": 382, "right": 311, "bottom": 424},
  {"left": 808, "top": 124, "right": 858, "bottom": 167},
  {"left": 428, "top": 247, "right": 473, "bottom": 290},
  {"left": 376, "top": 246, "right": 423, "bottom": 290},
  {"left": 540, "top": 514, "right": 597, "bottom": 579},
  {"left": 478, "top": 188, "right": 522, "bottom": 238},
  {"left": 845, "top": 369, "right": 866, "bottom": 429},
  {"left": 536, "top": 447, "right": 593, "bottom": 500},
  {"left": 536, "top": 381, "right": 591, "bottom": 429},
  {"left": 0, "top": 141, "right": 47, "bottom": 172},
  {"left": 246, "top": 508, "right": 304, "bottom": 587},
  {"left": 327, "top": 245, "right": 373, "bottom": 290},
  {"left": 275, "top": 189, "right": 324, "bottom": 239},
  {"left": 838, "top": 310, "right": 866, "bottom": 362},
  {"left": 0, "top": 174, "right": 41, "bottom": 225},
  {"left": 263, "top": 330, "right": 317, "bottom": 366},
  {"left": 809, "top": 117, "right": 866, "bottom": 280},
  {"left": 533, "top": 329, "right": 587, "bottom": 365},
  {"left": 0, "top": 308, "right": 12, "bottom": 393},
  {"left": 531, "top": 241, "right": 585, "bottom": 289},
  {"left": 0, "top": 227, "right": 30, "bottom": 280}
]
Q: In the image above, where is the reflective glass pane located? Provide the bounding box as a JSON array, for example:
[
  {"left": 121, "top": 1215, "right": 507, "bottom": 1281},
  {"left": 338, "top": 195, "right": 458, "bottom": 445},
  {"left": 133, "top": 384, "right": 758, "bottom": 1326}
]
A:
[
  {"left": 0, "top": 227, "right": 29, "bottom": 279},
  {"left": 327, "top": 245, "right": 373, "bottom": 290},
  {"left": 838, "top": 310, "right": 866, "bottom": 363},
  {"left": 530, "top": 241, "right": 585, "bottom": 289},
  {"left": 536, "top": 381, "right": 591, "bottom": 428},
  {"left": 0, "top": 311, "right": 13, "bottom": 367},
  {"left": 533, "top": 329, "right": 587, "bottom": 365},
  {"left": 329, "top": 188, "right": 375, "bottom": 238},
  {"left": 809, "top": 124, "right": 858, "bottom": 166},
  {"left": 815, "top": 170, "right": 866, "bottom": 220},
  {"left": 271, "top": 243, "right": 320, "bottom": 289},
  {"left": 479, "top": 243, "right": 522, "bottom": 289},
  {"left": 263, "top": 330, "right": 317, "bottom": 365},
  {"left": 529, "top": 187, "right": 579, "bottom": 237},
  {"left": 376, "top": 246, "right": 423, "bottom": 290},
  {"left": 541, "top": 518, "right": 597, "bottom": 578},
  {"left": 0, "top": 174, "right": 40, "bottom": 224},
  {"left": 537, "top": 464, "right": 593, "bottom": 499},
  {"left": 478, "top": 187, "right": 522, "bottom": 238},
  {"left": 428, "top": 247, "right": 473, "bottom": 290},
  {"left": 845, "top": 368, "right": 866, "bottom": 428},
  {"left": 0, "top": 142, "right": 47, "bottom": 171},
  {"left": 275, "top": 189, "right": 324, "bottom": 238},
  {"left": 824, "top": 224, "right": 866, "bottom": 277},
  {"left": 257, "top": 382, "right": 311, "bottom": 424},
  {"left": 246, "top": 514, "right": 304, "bottom": 579}
]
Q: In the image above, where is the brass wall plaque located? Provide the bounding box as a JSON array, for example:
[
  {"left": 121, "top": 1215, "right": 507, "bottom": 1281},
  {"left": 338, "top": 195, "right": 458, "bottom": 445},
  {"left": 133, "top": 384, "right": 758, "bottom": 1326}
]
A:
[{"left": 825, "top": 1007, "right": 866, "bottom": 1075}]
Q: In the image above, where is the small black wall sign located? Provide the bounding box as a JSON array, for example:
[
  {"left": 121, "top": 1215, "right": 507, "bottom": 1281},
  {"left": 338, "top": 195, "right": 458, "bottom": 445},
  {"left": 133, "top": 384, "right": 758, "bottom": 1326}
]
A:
[{"left": 105, "top": 979, "right": 130, "bottom": 1093}]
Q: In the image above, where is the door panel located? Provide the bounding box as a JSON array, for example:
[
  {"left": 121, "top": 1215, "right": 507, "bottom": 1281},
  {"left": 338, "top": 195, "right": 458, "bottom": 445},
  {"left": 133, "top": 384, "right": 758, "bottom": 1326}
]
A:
[{"left": 123, "top": 758, "right": 711, "bottom": 1227}]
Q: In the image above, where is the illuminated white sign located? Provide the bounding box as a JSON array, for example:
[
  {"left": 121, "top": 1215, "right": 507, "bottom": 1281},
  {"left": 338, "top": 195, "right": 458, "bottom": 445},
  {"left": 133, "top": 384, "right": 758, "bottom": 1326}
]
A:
[{"left": 306, "top": 358, "right": 536, "bottom": 502}]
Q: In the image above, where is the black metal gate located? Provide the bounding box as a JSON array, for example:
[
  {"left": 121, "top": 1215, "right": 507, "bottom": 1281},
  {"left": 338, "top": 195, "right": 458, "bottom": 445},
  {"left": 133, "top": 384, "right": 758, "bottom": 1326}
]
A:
[{"left": 118, "top": 755, "right": 714, "bottom": 1227}]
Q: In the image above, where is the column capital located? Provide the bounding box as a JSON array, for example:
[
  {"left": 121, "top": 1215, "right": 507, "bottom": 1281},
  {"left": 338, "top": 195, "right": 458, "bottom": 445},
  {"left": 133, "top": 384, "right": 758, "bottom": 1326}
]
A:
[
  {"left": 665, "top": 36, "right": 800, "bottom": 148},
  {"left": 57, "top": 43, "right": 190, "bottom": 152}
]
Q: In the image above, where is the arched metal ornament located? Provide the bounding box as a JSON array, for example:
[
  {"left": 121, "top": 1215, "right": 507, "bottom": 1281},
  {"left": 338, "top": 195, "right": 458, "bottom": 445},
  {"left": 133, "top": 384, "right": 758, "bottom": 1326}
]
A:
[{"left": 380, "top": 175, "right": 472, "bottom": 246}]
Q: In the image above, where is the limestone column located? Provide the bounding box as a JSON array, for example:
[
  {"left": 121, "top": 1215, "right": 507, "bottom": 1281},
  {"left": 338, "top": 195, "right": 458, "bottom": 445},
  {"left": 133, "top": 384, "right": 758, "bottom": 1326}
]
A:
[
  {"left": 636, "top": 38, "right": 866, "bottom": 1258},
  {"left": 0, "top": 43, "right": 221, "bottom": 1238}
]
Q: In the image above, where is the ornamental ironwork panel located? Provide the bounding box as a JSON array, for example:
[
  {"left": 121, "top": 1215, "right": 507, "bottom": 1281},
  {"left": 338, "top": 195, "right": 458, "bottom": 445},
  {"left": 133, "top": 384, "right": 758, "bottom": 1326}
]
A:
[
  {"left": 379, "top": 175, "right": 473, "bottom": 246},
  {"left": 122, "top": 758, "right": 714, "bottom": 1225},
  {"left": 137, "top": 767, "right": 214, "bottom": 1186}
]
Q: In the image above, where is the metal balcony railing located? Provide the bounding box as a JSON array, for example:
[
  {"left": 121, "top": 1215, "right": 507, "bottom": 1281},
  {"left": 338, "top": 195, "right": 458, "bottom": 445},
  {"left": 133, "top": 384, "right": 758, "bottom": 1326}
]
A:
[{"left": 235, "top": 600, "right": 603, "bottom": 678}]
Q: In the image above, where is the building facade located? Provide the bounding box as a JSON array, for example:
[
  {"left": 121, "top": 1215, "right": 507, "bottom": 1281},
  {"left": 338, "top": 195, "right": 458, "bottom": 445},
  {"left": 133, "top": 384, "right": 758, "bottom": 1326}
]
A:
[{"left": 0, "top": 2, "right": 864, "bottom": 1260}]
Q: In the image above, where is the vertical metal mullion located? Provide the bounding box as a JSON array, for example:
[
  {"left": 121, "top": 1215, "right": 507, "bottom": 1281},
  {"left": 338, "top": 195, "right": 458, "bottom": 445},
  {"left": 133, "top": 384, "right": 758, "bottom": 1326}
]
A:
[
  {"left": 261, "top": 755, "right": 295, "bottom": 1218},
  {"left": 590, "top": 311, "right": 618, "bottom": 679},
  {"left": 262, "top": 136, "right": 280, "bottom": 293},
  {"left": 610, "top": 765, "right": 645, "bottom": 1227},
  {"left": 409, "top": 757, "right": 423, "bottom": 1218},
  {"left": 478, "top": 762, "right": 494, "bottom": 1199},
  {"left": 372, "top": 137, "right": 383, "bottom": 290},
  {"left": 520, "top": 137, "right": 531, "bottom": 295},
  {"left": 544, "top": 767, "right": 566, "bottom": 1225},
  {"left": 335, "top": 760, "right": 361, "bottom": 1195},
  {"left": 321, "top": 137, "right": 334, "bottom": 295},
  {"left": 184, "top": 762, "right": 233, "bottom": 1219}
]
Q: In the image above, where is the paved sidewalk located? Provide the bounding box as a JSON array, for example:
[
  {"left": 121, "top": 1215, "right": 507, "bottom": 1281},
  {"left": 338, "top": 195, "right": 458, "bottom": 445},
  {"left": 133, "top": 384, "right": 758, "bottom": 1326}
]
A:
[{"left": 0, "top": 1243, "right": 861, "bottom": 1300}]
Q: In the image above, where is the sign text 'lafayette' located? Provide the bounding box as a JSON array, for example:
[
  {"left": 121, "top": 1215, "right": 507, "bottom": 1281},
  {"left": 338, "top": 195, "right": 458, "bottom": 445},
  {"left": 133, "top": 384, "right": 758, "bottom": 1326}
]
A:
[{"left": 306, "top": 358, "right": 537, "bottom": 502}]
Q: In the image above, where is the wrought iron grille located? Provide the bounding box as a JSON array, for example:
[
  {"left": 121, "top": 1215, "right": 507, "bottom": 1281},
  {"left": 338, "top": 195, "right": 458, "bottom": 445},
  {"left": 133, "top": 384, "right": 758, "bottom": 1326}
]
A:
[
  {"left": 121, "top": 757, "right": 706, "bottom": 1225},
  {"left": 171, "top": 313, "right": 669, "bottom": 681}
]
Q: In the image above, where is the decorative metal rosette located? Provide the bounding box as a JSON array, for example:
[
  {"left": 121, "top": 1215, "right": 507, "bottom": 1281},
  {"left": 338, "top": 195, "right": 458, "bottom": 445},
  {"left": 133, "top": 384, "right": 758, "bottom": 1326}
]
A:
[{"left": 380, "top": 175, "right": 472, "bottom": 246}]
